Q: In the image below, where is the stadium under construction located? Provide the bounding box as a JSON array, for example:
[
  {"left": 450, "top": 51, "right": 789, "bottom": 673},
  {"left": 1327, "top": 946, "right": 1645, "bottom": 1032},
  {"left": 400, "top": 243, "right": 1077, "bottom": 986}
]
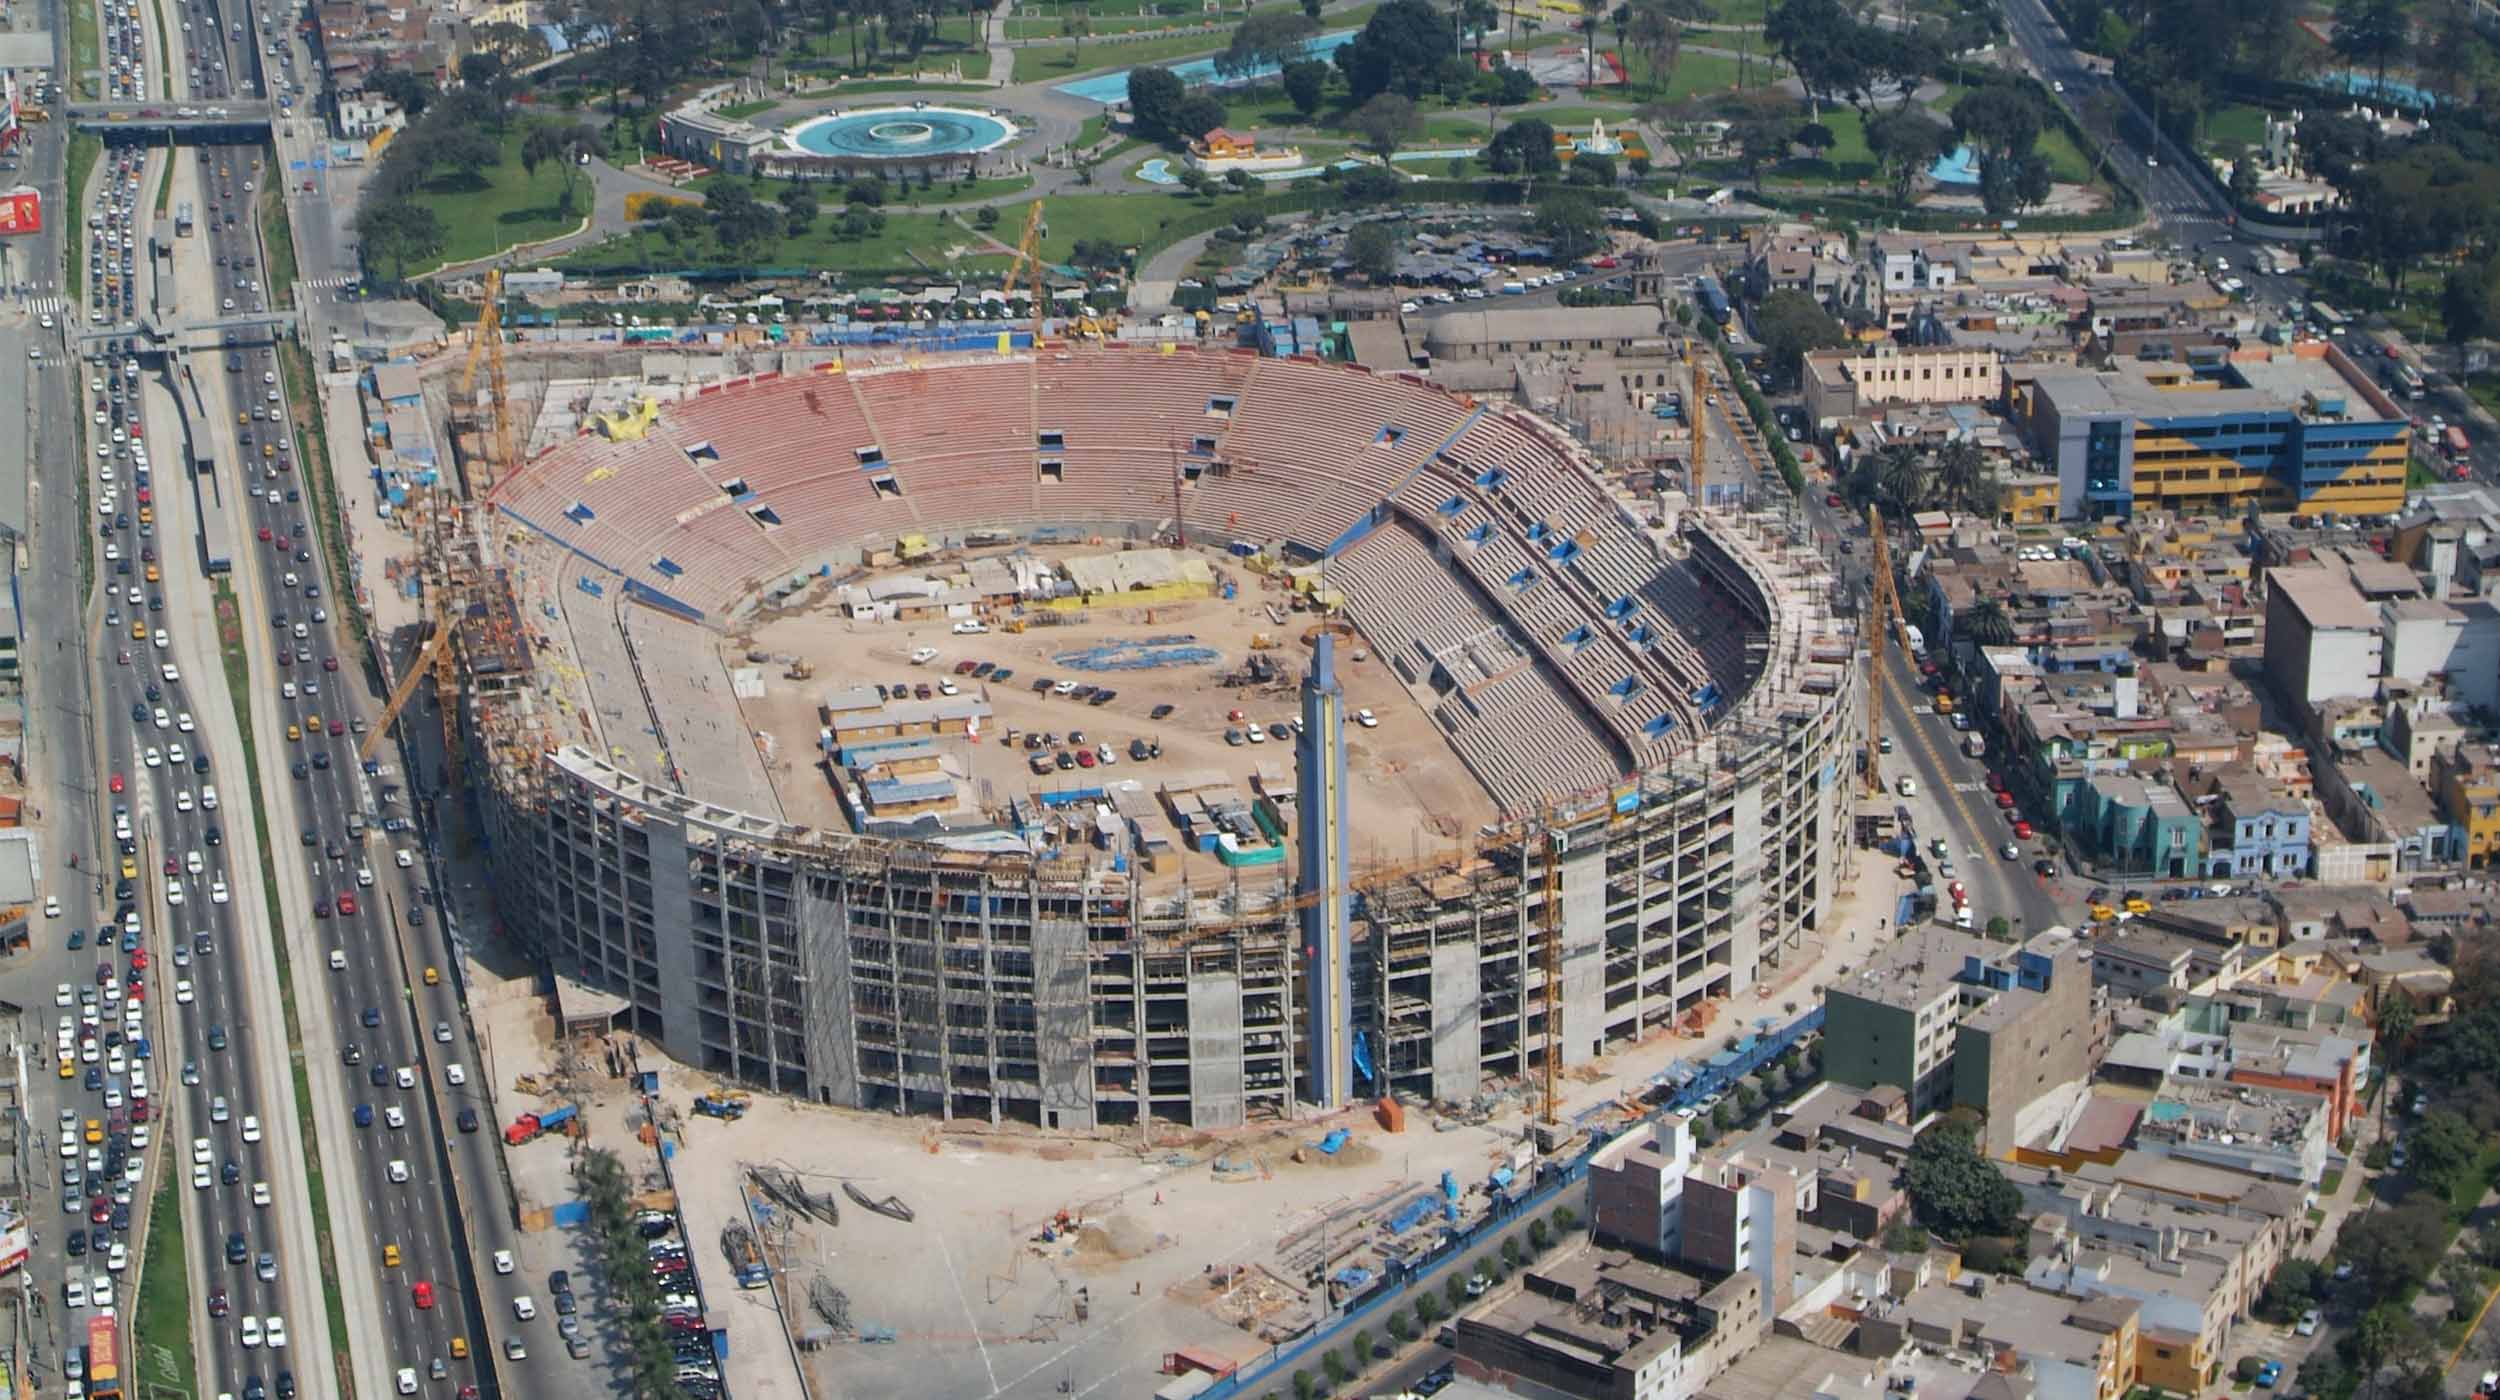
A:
[{"left": 409, "top": 342, "right": 1859, "bottom": 1130}]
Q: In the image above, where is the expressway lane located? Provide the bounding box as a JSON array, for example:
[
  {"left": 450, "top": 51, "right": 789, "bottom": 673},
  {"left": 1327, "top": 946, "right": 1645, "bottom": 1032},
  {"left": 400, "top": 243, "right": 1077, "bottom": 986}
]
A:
[
  {"left": 1997, "top": 0, "right": 2237, "bottom": 242},
  {"left": 72, "top": 190, "right": 328, "bottom": 1400},
  {"left": 171, "top": 0, "right": 520, "bottom": 1384}
]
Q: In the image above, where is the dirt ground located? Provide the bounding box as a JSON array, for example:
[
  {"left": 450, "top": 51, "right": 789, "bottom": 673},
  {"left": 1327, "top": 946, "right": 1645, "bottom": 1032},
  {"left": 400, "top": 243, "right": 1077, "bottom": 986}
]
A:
[{"left": 727, "top": 544, "right": 1500, "bottom": 884}]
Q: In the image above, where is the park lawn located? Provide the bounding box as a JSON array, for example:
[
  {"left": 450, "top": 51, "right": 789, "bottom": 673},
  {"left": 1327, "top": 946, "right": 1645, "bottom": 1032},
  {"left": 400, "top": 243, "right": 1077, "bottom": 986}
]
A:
[
  {"left": 1021, "top": 4, "right": 1372, "bottom": 77},
  {"left": 716, "top": 99, "right": 780, "bottom": 120},
  {"left": 2205, "top": 102, "right": 2269, "bottom": 158},
  {"left": 405, "top": 125, "right": 592, "bottom": 273},
  {"left": 2036, "top": 124, "right": 2094, "bottom": 184},
  {"left": 1706, "top": 0, "right": 1770, "bottom": 23},
  {"left": 688, "top": 169, "right": 1036, "bottom": 209},
  {"left": 565, "top": 209, "right": 1016, "bottom": 277},
  {"left": 786, "top": 15, "right": 991, "bottom": 78},
  {"left": 1618, "top": 48, "right": 1767, "bottom": 103},
  {"left": 1004, "top": 189, "right": 1219, "bottom": 262},
  {"left": 1008, "top": 10, "right": 1212, "bottom": 39}
]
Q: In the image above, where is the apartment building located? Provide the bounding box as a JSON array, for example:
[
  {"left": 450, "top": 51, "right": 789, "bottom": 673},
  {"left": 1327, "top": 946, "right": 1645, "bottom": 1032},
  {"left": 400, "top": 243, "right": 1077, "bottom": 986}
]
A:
[{"left": 1821, "top": 930, "right": 2092, "bottom": 1154}]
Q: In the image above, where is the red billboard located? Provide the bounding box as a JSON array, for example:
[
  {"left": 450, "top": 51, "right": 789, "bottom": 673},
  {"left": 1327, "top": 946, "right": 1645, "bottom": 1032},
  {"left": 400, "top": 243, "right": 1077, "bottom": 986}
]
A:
[{"left": 0, "top": 187, "right": 40, "bottom": 236}]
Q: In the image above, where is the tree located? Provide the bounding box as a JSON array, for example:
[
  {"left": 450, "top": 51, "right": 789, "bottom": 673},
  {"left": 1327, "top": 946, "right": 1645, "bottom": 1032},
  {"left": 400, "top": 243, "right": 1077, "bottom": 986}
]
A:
[
  {"left": 2331, "top": 0, "right": 2408, "bottom": 90},
  {"left": 1905, "top": 1123, "right": 2020, "bottom": 1239},
  {"left": 2260, "top": 1258, "right": 2324, "bottom": 1321},
  {"left": 2415, "top": 0, "right": 2484, "bottom": 104},
  {"left": 1338, "top": 0, "right": 1454, "bottom": 101},
  {"left": 1961, "top": 598, "right": 2014, "bottom": 648},
  {"left": 1731, "top": 115, "right": 1795, "bottom": 189},
  {"left": 1347, "top": 222, "right": 1400, "bottom": 281},
  {"left": 1866, "top": 108, "right": 1951, "bottom": 208},
  {"left": 1485, "top": 118, "right": 1561, "bottom": 182},
  {"left": 1173, "top": 94, "right": 1231, "bottom": 144},
  {"left": 1764, "top": 0, "right": 1867, "bottom": 120},
  {"left": 1487, "top": 62, "right": 1540, "bottom": 107},
  {"left": 1218, "top": 9, "right": 1319, "bottom": 79},
  {"left": 1352, "top": 93, "right": 1420, "bottom": 161},
  {"left": 1753, "top": 289, "right": 1847, "bottom": 383},
  {"left": 1570, "top": 152, "right": 1616, "bottom": 186},
  {"left": 1532, "top": 189, "right": 1605, "bottom": 260},
  {"left": 780, "top": 187, "right": 820, "bottom": 236},
  {"left": 353, "top": 197, "right": 448, "bottom": 281},
  {"left": 1386, "top": 1309, "right": 1414, "bottom": 1343},
  {"left": 1292, "top": 1370, "right": 1318, "bottom": 1400},
  {"left": 1061, "top": 4, "right": 1092, "bottom": 62},
  {"left": 1282, "top": 58, "right": 1330, "bottom": 118},
  {"left": 1353, "top": 1327, "right": 1375, "bottom": 1360},
  {"left": 2411, "top": 1108, "right": 2481, "bottom": 1191},
  {"left": 1529, "top": 1218, "right": 1552, "bottom": 1252},
  {"left": 368, "top": 66, "right": 435, "bottom": 120},
  {"left": 2442, "top": 259, "right": 2500, "bottom": 348},
  {"left": 1795, "top": 122, "right": 1836, "bottom": 159},
  {"left": 1128, "top": 65, "right": 1189, "bottom": 141},
  {"left": 473, "top": 19, "right": 551, "bottom": 67},
  {"left": 1623, "top": 0, "right": 1709, "bottom": 97},
  {"left": 2339, "top": 1198, "right": 2449, "bottom": 1293},
  {"left": 975, "top": 204, "right": 1001, "bottom": 230}
]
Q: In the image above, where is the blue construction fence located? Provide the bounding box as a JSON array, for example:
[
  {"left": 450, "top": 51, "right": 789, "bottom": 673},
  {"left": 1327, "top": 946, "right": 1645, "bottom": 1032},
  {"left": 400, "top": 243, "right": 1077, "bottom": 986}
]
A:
[{"left": 1197, "top": 1006, "right": 1822, "bottom": 1400}]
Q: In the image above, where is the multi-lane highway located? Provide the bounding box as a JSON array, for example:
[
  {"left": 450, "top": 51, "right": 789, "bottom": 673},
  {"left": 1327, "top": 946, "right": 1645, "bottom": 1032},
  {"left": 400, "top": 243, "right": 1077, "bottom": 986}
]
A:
[
  {"left": 166, "top": 0, "right": 516, "bottom": 1389},
  {"left": 1997, "top": 0, "right": 2236, "bottom": 247}
]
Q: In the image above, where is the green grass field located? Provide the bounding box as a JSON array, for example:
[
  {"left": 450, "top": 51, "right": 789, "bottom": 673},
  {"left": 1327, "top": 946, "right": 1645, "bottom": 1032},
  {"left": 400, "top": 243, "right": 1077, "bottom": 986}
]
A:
[
  {"left": 715, "top": 99, "right": 780, "bottom": 121},
  {"left": 135, "top": 1174, "right": 197, "bottom": 1399},
  {"left": 1616, "top": 47, "right": 1766, "bottom": 102},
  {"left": 260, "top": 182, "right": 300, "bottom": 307},
  {"left": 2036, "top": 123, "right": 2094, "bottom": 183},
  {"left": 405, "top": 123, "right": 592, "bottom": 272},
  {"left": 563, "top": 206, "right": 1017, "bottom": 278},
  {"left": 70, "top": 0, "right": 98, "bottom": 99},
  {"left": 1019, "top": 4, "right": 1374, "bottom": 76},
  {"left": 67, "top": 134, "right": 102, "bottom": 302},
  {"left": 2205, "top": 103, "right": 2269, "bottom": 159},
  {"left": 1018, "top": 189, "right": 1211, "bottom": 261},
  {"left": 787, "top": 15, "right": 993, "bottom": 79}
]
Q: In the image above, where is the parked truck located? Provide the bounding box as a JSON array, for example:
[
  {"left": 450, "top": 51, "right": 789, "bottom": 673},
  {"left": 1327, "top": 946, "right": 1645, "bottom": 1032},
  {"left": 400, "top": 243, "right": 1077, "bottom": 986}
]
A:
[
  {"left": 722, "top": 1223, "right": 770, "bottom": 1289},
  {"left": 692, "top": 1093, "right": 750, "bottom": 1120},
  {"left": 1963, "top": 732, "right": 1986, "bottom": 758},
  {"left": 503, "top": 1103, "right": 579, "bottom": 1146}
]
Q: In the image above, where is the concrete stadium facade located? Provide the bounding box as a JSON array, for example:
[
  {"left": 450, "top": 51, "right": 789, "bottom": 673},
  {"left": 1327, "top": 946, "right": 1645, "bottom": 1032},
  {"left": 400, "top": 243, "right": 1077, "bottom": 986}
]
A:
[{"left": 467, "top": 351, "right": 1859, "bottom": 1127}]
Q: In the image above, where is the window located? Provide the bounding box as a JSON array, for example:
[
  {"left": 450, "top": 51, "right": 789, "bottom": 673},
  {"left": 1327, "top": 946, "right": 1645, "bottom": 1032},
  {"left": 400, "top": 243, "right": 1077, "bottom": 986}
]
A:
[
  {"left": 1039, "top": 459, "right": 1064, "bottom": 482},
  {"left": 870, "top": 474, "right": 903, "bottom": 499},
  {"left": 1038, "top": 430, "right": 1065, "bottom": 450},
  {"left": 718, "top": 476, "right": 750, "bottom": 498},
  {"left": 855, "top": 445, "right": 885, "bottom": 466}
]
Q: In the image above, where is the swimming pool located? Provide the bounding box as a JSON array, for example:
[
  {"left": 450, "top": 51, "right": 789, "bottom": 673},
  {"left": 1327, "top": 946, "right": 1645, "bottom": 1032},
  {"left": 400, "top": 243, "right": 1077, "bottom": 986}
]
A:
[
  {"left": 1136, "top": 155, "right": 1364, "bottom": 184},
  {"left": 1927, "top": 144, "right": 1981, "bottom": 187},
  {"left": 1056, "top": 30, "right": 1357, "bottom": 104}
]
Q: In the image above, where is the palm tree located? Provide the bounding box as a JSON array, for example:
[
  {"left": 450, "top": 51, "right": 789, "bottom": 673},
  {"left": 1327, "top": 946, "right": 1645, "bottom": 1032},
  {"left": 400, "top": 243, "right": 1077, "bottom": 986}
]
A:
[
  {"left": 1876, "top": 441, "right": 1926, "bottom": 513},
  {"left": 1933, "top": 437, "right": 1984, "bottom": 513},
  {"left": 1962, "top": 598, "right": 2015, "bottom": 648}
]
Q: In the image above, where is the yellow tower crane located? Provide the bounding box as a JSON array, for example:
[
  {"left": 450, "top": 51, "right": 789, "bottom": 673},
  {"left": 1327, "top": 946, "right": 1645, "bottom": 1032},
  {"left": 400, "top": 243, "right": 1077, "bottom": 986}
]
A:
[
  {"left": 460, "top": 267, "right": 515, "bottom": 484},
  {"left": 1005, "top": 202, "right": 1048, "bottom": 347},
  {"left": 358, "top": 619, "right": 454, "bottom": 764},
  {"left": 1862, "top": 503, "right": 1907, "bottom": 797}
]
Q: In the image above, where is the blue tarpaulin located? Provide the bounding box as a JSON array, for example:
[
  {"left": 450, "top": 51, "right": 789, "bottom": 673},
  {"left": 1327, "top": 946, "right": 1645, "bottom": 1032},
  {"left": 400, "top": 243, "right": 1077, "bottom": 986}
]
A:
[{"left": 1316, "top": 1129, "right": 1351, "bottom": 1155}]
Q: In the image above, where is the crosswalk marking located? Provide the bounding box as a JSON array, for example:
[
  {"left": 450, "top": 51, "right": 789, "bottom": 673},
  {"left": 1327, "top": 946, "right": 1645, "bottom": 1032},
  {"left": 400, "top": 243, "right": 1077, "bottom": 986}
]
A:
[
  {"left": 297, "top": 275, "right": 358, "bottom": 291},
  {"left": 23, "top": 296, "right": 66, "bottom": 318}
]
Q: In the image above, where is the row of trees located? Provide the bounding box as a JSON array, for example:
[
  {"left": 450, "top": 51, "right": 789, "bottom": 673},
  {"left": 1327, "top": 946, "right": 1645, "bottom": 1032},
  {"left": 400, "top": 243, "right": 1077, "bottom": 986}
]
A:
[{"left": 578, "top": 1148, "right": 703, "bottom": 1400}]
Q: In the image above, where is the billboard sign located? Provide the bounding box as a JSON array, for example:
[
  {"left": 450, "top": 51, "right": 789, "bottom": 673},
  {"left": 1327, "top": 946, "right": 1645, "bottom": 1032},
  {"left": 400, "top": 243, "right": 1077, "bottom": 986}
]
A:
[
  {"left": 0, "top": 1211, "right": 28, "bottom": 1275},
  {"left": 0, "top": 186, "right": 41, "bottom": 236}
]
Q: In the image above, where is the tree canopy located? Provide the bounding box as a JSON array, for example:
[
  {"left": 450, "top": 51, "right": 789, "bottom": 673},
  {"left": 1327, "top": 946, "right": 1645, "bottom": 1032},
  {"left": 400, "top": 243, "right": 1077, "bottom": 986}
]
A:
[
  {"left": 1905, "top": 1123, "right": 2020, "bottom": 1240},
  {"left": 1217, "top": 9, "right": 1319, "bottom": 80},
  {"left": 1485, "top": 117, "right": 1562, "bottom": 180},
  {"left": 1338, "top": 0, "right": 1455, "bottom": 101},
  {"left": 1753, "top": 289, "right": 1848, "bottom": 383},
  {"left": 1127, "top": 65, "right": 1189, "bottom": 142}
]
